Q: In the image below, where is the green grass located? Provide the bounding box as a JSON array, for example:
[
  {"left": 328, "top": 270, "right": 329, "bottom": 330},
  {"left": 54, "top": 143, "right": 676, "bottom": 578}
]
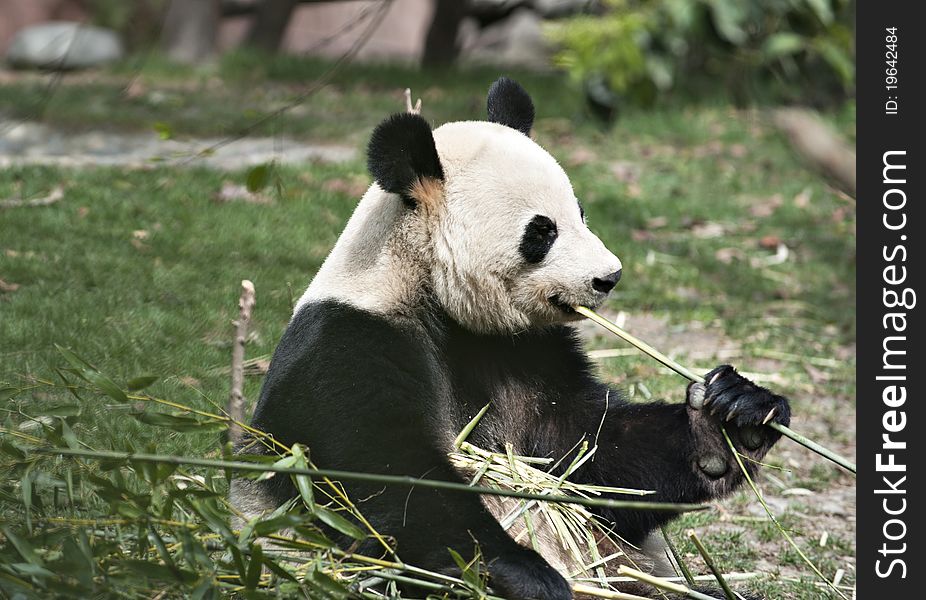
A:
[{"left": 0, "top": 53, "right": 855, "bottom": 598}]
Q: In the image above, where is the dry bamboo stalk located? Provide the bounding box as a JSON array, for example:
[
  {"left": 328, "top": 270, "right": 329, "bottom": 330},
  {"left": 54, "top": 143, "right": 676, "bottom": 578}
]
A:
[
  {"left": 574, "top": 306, "right": 856, "bottom": 474},
  {"left": 228, "top": 279, "right": 256, "bottom": 443},
  {"left": 616, "top": 566, "right": 720, "bottom": 600},
  {"left": 571, "top": 583, "right": 651, "bottom": 600}
]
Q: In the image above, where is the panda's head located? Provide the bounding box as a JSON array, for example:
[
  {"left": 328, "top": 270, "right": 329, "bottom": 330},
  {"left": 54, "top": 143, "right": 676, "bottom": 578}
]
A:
[{"left": 365, "top": 78, "right": 622, "bottom": 334}]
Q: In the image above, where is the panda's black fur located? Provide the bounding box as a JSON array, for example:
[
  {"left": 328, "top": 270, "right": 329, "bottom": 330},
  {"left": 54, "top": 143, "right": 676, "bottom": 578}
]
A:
[{"left": 237, "top": 79, "right": 791, "bottom": 600}]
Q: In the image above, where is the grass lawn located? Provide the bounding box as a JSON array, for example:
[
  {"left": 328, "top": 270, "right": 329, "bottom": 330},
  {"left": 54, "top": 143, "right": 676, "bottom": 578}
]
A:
[{"left": 0, "top": 53, "right": 855, "bottom": 598}]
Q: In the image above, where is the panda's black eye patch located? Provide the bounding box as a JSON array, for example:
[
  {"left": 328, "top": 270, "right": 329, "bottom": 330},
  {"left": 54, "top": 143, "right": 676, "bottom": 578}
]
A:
[{"left": 519, "top": 215, "right": 558, "bottom": 264}]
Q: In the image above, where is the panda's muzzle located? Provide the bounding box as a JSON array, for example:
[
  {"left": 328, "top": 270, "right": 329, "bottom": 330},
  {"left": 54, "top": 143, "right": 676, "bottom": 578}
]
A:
[{"left": 592, "top": 269, "right": 622, "bottom": 294}]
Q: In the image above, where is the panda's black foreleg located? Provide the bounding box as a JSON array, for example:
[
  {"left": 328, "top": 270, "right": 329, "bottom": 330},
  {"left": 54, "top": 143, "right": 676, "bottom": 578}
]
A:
[{"left": 584, "top": 365, "right": 790, "bottom": 544}]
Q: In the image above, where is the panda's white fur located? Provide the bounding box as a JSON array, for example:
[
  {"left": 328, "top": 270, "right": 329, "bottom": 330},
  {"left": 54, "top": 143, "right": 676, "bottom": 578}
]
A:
[{"left": 296, "top": 121, "right": 621, "bottom": 334}]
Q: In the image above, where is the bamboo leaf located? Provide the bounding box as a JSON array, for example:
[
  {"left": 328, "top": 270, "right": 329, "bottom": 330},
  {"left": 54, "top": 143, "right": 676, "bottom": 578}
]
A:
[
  {"left": 127, "top": 376, "right": 158, "bottom": 391},
  {"left": 314, "top": 506, "right": 365, "bottom": 540},
  {"left": 245, "top": 543, "right": 263, "bottom": 589},
  {"left": 246, "top": 164, "right": 271, "bottom": 193},
  {"left": 290, "top": 444, "right": 315, "bottom": 512},
  {"left": 1, "top": 527, "right": 43, "bottom": 566},
  {"left": 55, "top": 345, "right": 127, "bottom": 403},
  {"left": 132, "top": 411, "right": 226, "bottom": 434},
  {"left": 262, "top": 555, "right": 299, "bottom": 584},
  {"left": 303, "top": 566, "right": 351, "bottom": 599}
]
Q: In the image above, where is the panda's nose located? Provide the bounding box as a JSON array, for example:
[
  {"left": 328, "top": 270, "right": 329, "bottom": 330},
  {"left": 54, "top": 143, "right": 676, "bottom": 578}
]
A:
[{"left": 592, "top": 269, "right": 622, "bottom": 294}]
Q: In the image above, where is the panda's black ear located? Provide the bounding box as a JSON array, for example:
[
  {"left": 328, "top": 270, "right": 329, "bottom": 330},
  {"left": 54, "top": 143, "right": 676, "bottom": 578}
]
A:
[
  {"left": 487, "top": 77, "right": 535, "bottom": 136},
  {"left": 367, "top": 113, "right": 444, "bottom": 201}
]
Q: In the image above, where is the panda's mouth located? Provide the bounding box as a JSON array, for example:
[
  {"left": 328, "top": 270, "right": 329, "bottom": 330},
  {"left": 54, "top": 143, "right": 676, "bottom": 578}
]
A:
[{"left": 549, "top": 295, "right": 576, "bottom": 314}]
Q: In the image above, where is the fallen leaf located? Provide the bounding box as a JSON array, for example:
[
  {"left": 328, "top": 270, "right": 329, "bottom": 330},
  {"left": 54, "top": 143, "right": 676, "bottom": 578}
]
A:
[
  {"left": 645, "top": 216, "right": 668, "bottom": 229},
  {"left": 123, "top": 79, "right": 145, "bottom": 99},
  {"left": 758, "top": 235, "right": 781, "bottom": 249},
  {"left": 608, "top": 161, "right": 641, "bottom": 184},
  {"left": 749, "top": 193, "right": 783, "bottom": 217},
  {"left": 132, "top": 229, "right": 149, "bottom": 240},
  {"left": 793, "top": 187, "right": 812, "bottom": 208},
  {"left": 715, "top": 248, "right": 742, "bottom": 264},
  {"left": 691, "top": 221, "right": 725, "bottom": 238},
  {"left": 566, "top": 147, "right": 597, "bottom": 167},
  {"left": 214, "top": 182, "right": 272, "bottom": 205},
  {"left": 0, "top": 278, "right": 20, "bottom": 292},
  {"left": 322, "top": 177, "right": 369, "bottom": 198},
  {"left": 803, "top": 363, "right": 830, "bottom": 384}
]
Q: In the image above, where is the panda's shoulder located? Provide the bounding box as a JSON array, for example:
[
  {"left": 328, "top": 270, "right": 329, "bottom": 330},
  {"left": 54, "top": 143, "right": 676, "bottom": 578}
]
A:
[{"left": 268, "top": 300, "right": 433, "bottom": 383}]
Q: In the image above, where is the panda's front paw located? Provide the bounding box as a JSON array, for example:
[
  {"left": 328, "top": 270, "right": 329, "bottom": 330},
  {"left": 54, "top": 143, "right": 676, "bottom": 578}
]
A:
[
  {"left": 699, "top": 365, "right": 791, "bottom": 433},
  {"left": 489, "top": 549, "right": 572, "bottom": 600}
]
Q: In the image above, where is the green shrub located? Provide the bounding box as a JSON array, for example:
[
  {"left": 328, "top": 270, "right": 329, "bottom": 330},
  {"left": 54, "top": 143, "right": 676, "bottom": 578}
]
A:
[{"left": 548, "top": 0, "right": 854, "bottom": 105}]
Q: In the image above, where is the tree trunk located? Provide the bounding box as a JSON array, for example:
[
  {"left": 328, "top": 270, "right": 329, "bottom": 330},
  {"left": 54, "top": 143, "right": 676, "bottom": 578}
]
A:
[
  {"left": 245, "top": 0, "right": 299, "bottom": 52},
  {"left": 422, "top": 0, "right": 469, "bottom": 66},
  {"left": 160, "top": 0, "right": 220, "bottom": 64}
]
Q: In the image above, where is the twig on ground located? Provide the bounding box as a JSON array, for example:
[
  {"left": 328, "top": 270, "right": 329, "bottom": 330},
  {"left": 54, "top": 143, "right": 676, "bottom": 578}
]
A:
[
  {"left": 0, "top": 186, "right": 64, "bottom": 209},
  {"left": 228, "top": 279, "right": 256, "bottom": 443}
]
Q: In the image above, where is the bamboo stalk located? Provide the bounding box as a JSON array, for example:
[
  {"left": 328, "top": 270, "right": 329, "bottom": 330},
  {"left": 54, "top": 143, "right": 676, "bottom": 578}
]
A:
[
  {"left": 661, "top": 525, "right": 695, "bottom": 587},
  {"left": 33, "top": 446, "right": 710, "bottom": 514},
  {"left": 688, "top": 531, "right": 735, "bottom": 600},
  {"left": 616, "top": 566, "right": 720, "bottom": 600},
  {"left": 574, "top": 306, "right": 856, "bottom": 475},
  {"left": 571, "top": 583, "right": 651, "bottom": 600}
]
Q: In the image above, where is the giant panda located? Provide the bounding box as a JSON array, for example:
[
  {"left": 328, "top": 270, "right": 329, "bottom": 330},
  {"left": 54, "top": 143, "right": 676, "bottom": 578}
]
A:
[{"left": 232, "top": 78, "right": 791, "bottom": 600}]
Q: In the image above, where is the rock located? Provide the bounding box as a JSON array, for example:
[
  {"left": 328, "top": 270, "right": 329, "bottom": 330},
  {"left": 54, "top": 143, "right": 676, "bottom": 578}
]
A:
[
  {"left": 460, "top": 8, "right": 551, "bottom": 69},
  {"left": 6, "top": 22, "right": 123, "bottom": 70}
]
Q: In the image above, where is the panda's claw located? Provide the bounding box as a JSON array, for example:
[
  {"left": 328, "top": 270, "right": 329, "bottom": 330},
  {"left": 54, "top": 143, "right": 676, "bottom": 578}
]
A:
[
  {"left": 725, "top": 403, "right": 739, "bottom": 422},
  {"left": 701, "top": 364, "right": 791, "bottom": 430},
  {"left": 762, "top": 407, "right": 777, "bottom": 425}
]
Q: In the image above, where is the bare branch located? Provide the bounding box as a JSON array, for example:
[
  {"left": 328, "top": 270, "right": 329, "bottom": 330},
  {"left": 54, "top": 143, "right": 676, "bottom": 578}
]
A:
[
  {"left": 228, "top": 279, "right": 256, "bottom": 443},
  {"left": 404, "top": 88, "right": 422, "bottom": 114}
]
